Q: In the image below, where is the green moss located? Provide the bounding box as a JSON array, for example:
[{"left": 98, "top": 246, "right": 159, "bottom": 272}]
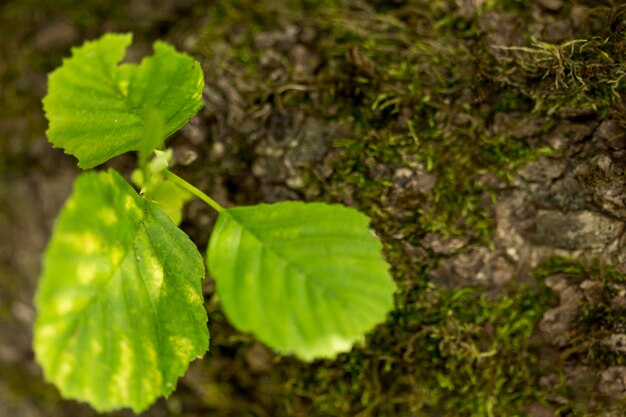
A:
[
  {"left": 483, "top": 0, "right": 534, "bottom": 12},
  {"left": 570, "top": 260, "right": 623, "bottom": 369},
  {"left": 531, "top": 256, "right": 588, "bottom": 279},
  {"left": 534, "top": 256, "right": 626, "bottom": 368},
  {"left": 575, "top": 302, "right": 626, "bottom": 367},
  {"left": 193, "top": 1, "right": 626, "bottom": 416},
  {"left": 486, "top": 5, "right": 626, "bottom": 119},
  {"left": 197, "top": 0, "right": 557, "bottom": 242},
  {"left": 534, "top": 255, "right": 626, "bottom": 286},
  {"left": 274, "top": 285, "right": 549, "bottom": 417}
]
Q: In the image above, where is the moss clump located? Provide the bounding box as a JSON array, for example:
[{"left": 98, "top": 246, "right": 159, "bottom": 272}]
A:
[
  {"left": 531, "top": 257, "right": 626, "bottom": 415},
  {"left": 535, "top": 256, "right": 626, "bottom": 369},
  {"left": 275, "top": 285, "right": 548, "bottom": 417},
  {"left": 485, "top": 4, "right": 626, "bottom": 119},
  {"left": 304, "top": 1, "right": 545, "bottom": 241},
  {"left": 197, "top": 0, "right": 552, "bottom": 242},
  {"left": 575, "top": 291, "right": 626, "bottom": 368}
]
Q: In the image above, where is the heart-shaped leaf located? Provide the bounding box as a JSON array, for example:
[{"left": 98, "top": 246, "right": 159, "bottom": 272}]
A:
[
  {"left": 207, "top": 202, "right": 395, "bottom": 360},
  {"left": 43, "top": 33, "right": 204, "bottom": 168},
  {"left": 34, "top": 170, "right": 208, "bottom": 412}
]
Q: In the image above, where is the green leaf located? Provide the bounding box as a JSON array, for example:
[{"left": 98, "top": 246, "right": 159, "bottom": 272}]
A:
[
  {"left": 33, "top": 170, "right": 208, "bottom": 412},
  {"left": 207, "top": 202, "right": 395, "bottom": 360},
  {"left": 145, "top": 179, "right": 193, "bottom": 226},
  {"left": 138, "top": 110, "right": 167, "bottom": 168},
  {"left": 43, "top": 33, "right": 204, "bottom": 168}
]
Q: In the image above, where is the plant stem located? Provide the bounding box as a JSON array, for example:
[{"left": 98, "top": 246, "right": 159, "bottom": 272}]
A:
[{"left": 164, "top": 170, "right": 224, "bottom": 213}]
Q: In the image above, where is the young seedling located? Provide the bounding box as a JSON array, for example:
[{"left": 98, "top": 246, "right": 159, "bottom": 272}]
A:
[{"left": 34, "top": 33, "right": 396, "bottom": 412}]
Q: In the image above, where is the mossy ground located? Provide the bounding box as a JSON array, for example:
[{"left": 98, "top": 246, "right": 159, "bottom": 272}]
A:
[
  {"left": 190, "top": 1, "right": 626, "bottom": 416},
  {"left": 1, "top": 0, "right": 625, "bottom": 416}
]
